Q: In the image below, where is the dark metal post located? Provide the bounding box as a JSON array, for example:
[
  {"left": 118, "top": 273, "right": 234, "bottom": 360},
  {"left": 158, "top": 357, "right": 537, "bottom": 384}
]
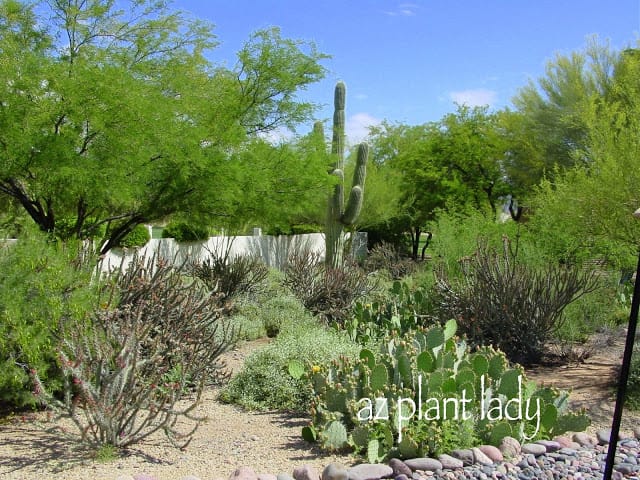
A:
[{"left": 603, "top": 209, "right": 640, "bottom": 480}]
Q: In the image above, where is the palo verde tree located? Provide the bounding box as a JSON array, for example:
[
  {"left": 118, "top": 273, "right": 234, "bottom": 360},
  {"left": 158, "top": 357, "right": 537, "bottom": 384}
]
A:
[{"left": 0, "top": 0, "right": 328, "bottom": 252}]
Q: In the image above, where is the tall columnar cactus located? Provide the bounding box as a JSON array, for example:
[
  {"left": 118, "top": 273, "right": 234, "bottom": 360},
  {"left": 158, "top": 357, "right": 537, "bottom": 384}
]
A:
[{"left": 325, "top": 81, "right": 368, "bottom": 268}]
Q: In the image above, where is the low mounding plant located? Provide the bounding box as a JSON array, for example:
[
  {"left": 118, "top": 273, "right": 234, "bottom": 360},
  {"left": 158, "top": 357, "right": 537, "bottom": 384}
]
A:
[
  {"left": 33, "top": 254, "right": 234, "bottom": 449},
  {"left": 293, "top": 320, "right": 590, "bottom": 461},
  {"left": 162, "top": 221, "right": 210, "bottom": 242},
  {"left": 117, "top": 224, "right": 151, "bottom": 248},
  {"left": 190, "top": 241, "right": 269, "bottom": 304},
  {"left": 283, "top": 247, "right": 375, "bottom": 326},
  {"left": 220, "top": 306, "right": 359, "bottom": 412},
  {"left": 433, "top": 236, "right": 601, "bottom": 365}
]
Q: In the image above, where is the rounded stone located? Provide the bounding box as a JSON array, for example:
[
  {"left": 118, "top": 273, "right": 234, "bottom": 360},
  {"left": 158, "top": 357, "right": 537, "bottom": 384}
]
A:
[
  {"left": 498, "top": 436, "right": 521, "bottom": 459},
  {"left": 347, "top": 464, "right": 393, "bottom": 480},
  {"left": 403, "top": 458, "right": 443, "bottom": 472},
  {"left": 230, "top": 467, "right": 259, "bottom": 480},
  {"left": 388, "top": 459, "right": 412, "bottom": 477},
  {"left": 634, "top": 426, "right": 640, "bottom": 440},
  {"left": 323, "top": 463, "right": 349, "bottom": 480},
  {"left": 572, "top": 432, "right": 596, "bottom": 447},
  {"left": 437, "top": 454, "right": 464, "bottom": 470},
  {"left": 277, "top": 474, "right": 295, "bottom": 480},
  {"left": 258, "top": 475, "right": 277, "bottom": 480},
  {"left": 478, "top": 445, "right": 503, "bottom": 462},
  {"left": 521, "top": 443, "right": 546, "bottom": 456},
  {"left": 450, "top": 449, "right": 474, "bottom": 466},
  {"left": 471, "top": 447, "right": 494, "bottom": 466},
  {"left": 394, "top": 475, "right": 410, "bottom": 480},
  {"left": 294, "top": 465, "right": 320, "bottom": 480},
  {"left": 552, "top": 436, "right": 573, "bottom": 448},
  {"left": 597, "top": 428, "right": 614, "bottom": 445},
  {"left": 535, "top": 440, "right": 561, "bottom": 452}
]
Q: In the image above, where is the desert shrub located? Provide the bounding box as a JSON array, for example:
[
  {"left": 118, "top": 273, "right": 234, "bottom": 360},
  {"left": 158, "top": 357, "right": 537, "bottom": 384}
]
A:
[
  {"left": 162, "top": 221, "right": 210, "bottom": 242},
  {"left": 283, "top": 247, "right": 376, "bottom": 326},
  {"left": 191, "top": 242, "right": 269, "bottom": 304},
  {"left": 627, "top": 344, "right": 640, "bottom": 410},
  {"left": 33, "top": 254, "right": 235, "bottom": 448},
  {"left": 0, "top": 230, "right": 96, "bottom": 409},
  {"left": 433, "top": 237, "right": 601, "bottom": 365},
  {"left": 295, "top": 320, "right": 590, "bottom": 459},
  {"left": 363, "top": 241, "right": 418, "bottom": 280},
  {"left": 117, "top": 224, "right": 150, "bottom": 248},
  {"left": 220, "top": 313, "right": 359, "bottom": 412}
]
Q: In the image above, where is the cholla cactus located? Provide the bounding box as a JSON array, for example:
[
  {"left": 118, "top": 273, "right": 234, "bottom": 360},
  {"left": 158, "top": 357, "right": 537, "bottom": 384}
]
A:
[{"left": 324, "top": 81, "right": 368, "bottom": 268}]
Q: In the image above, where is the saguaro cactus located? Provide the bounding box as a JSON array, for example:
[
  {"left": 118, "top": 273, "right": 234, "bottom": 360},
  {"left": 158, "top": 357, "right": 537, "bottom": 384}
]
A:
[{"left": 325, "top": 81, "right": 368, "bottom": 268}]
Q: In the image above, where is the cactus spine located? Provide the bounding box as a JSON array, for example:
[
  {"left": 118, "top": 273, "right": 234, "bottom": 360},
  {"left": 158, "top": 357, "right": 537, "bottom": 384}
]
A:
[{"left": 325, "top": 81, "right": 368, "bottom": 268}]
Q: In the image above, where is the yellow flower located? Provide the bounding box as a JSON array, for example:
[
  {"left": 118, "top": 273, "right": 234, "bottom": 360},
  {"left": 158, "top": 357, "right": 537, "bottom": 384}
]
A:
[{"left": 311, "top": 365, "right": 321, "bottom": 373}]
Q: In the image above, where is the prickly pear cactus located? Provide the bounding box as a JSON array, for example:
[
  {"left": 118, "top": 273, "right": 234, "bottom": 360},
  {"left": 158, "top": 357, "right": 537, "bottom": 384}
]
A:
[
  {"left": 324, "top": 81, "right": 368, "bottom": 268},
  {"left": 301, "top": 320, "right": 591, "bottom": 461}
]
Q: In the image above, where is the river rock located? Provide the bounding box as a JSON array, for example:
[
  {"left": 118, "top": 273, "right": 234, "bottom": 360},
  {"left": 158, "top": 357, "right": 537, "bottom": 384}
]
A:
[
  {"left": 388, "top": 459, "right": 412, "bottom": 477},
  {"left": 294, "top": 465, "right": 320, "bottom": 480},
  {"left": 521, "top": 443, "right": 547, "bottom": 456},
  {"left": 258, "top": 475, "right": 277, "bottom": 480},
  {"left": 348, "top": 464, "right": 393, "bottom": 480},
  {"left": 536, "top": 440, "right": 561, "bottom": 452},
  {"left": 572, "top": 432, "right": 597, "bottom": 447},
  {"left": 322, "top": 463, "right": 348, "bottom": 480},
  {"left": 471, "top": 447, "right": 493, "bottom": 466},
  {"left": 230, "top": 468, "right": 259, "bottom": 480},
  {"left": 403, "top": 458, "right": 443, "bottom": 472},
  {"left": 450, "top": 449, "right": 474, "bottom": 466},
  {"left": 277, "top": 474, "right": 295, "bottom": 480},
  {"left": 498, "top": 436, "right": 521, "bottom": 459},
  {"left": 478, "top": 445, "right": 503, "bottom": 462},
  {"left": 437, "top": 454, "right": 464, "bottom": 470}
]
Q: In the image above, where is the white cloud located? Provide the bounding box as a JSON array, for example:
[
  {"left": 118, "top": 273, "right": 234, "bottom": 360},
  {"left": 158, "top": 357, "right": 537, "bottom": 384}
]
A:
[
  {"left": 449, "top": 89, "right": 497, "bottom": 107},
  {"left": 346, "top": 113, "right": 381, "bottom": 145},
  {"left": 383, "top": 3, "right": 419, "bottom": 16}
]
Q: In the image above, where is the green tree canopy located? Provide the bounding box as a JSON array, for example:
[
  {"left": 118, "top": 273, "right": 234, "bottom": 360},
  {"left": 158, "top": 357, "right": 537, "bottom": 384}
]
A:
[{"left": 0, "top": 0, "right": 329, "bottom": 252}]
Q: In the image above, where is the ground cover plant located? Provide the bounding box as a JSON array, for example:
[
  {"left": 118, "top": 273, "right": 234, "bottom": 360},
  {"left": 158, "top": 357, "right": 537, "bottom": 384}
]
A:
[{"left": 220, "top": 296, "right": 360, "bottom": 412}]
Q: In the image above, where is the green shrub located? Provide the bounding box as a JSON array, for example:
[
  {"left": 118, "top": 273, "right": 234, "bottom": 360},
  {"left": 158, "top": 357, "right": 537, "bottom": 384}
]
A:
[
  {"left": 220, "top": 311, "right": 359, "bottom": 412},
  {"left": 118, "top": 224, "right": 150, "bottom": 248},
  {"left": 297, "top": 321, "right": 590, "bottom": 460},
  {"left": 226, "top": 294, "right": 306, "bottom": 341},
  {"left": 162, "top": 221, "right": 210, "bottom": 242},
  {"left": 0, "top": 230, "right": 96, "bottom": 409}
]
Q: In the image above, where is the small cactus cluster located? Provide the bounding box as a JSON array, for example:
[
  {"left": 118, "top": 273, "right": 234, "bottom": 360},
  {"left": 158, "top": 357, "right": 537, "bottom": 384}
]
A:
[{"left": 291, "top": 319, "right": 590, "bottom": 461}]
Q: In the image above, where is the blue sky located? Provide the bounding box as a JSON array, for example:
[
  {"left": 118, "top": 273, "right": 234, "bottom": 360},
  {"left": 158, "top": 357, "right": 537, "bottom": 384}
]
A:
[{"left": 172, "top": 1, "right": 639, "bottom": 144}]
